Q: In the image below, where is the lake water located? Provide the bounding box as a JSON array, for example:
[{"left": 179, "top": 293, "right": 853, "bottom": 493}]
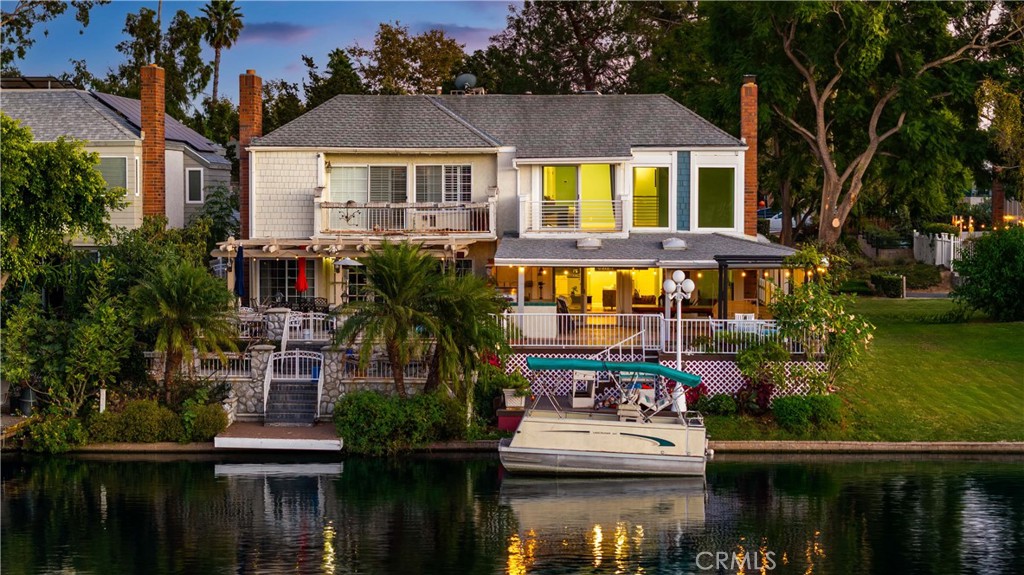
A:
[{"left": 2, "top": 453, "right": 1022, "bottom": 575}]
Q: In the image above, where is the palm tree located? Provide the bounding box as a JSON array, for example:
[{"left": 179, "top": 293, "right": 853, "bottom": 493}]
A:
[
  {"left": 199, "top": 0, "right": 244, "bottom": 101},
  {"left": 333, "top": 241, "right": 439, "bottom": 398},
  {"left": 423, "top": 271, "right": 510, "bottom": 404},
  {"left": 132, "top": 257, "right": 237, "bottom": 403}
]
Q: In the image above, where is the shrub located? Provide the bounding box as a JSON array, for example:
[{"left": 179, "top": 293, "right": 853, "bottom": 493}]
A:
[
  {"left": 836, "top": 279, "right": 873, "bottom": 295},
  {"left": 87, "top": 411, "right": 122, "bottom": 443},
  {"left": 697, "top": 393, "right": 736, "bottom": 416},
  {"left": 119, "top": 400, "right": 182, "bottom": 442},
  {"left": 684, "top": 383, "right": 708, "bottom": 408},
  {"left": 21, "top": 411, "right": 88, "bottom": 453},
  {"left": 333, "top": 390, "right": 464, "bottom": 455},
  {"left": 772, "top": 396, "right": 813, "bottom": 433},
  {"left": 952, "top": 227, "right": 1024, "bottom": 321},
  {"left": 806, "top": 394, "right": 842, "bottom": 428},
  {"left": 190, "top": 404, "right": 228, "bottom": 441},
  {"left": 870, "top": 273, "right": 903, "bottom": 298},
  {"left": 920, "top": 223, "right": 960, "bottom": 236},
  {"left": 735, "top": 342, "right": 789, "bottom": 415}
]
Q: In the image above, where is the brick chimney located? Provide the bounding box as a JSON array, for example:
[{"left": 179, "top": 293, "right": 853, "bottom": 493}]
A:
[
  {"left": 992, "top": 172, "right": 1005, "bottom": 228},
  {"left": 141, "top": 64, "right": 165, "bottom": 218},
  {"left": 740, "top": 74, "right": 758, "bottom": 236},
  {"left": 238, "top": 69, "right": 263, "bottom": 239}
]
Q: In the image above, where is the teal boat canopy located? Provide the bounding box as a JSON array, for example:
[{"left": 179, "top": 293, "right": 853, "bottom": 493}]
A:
[{"left": 525, "top": 357, "right": 702, "bottom": 388}]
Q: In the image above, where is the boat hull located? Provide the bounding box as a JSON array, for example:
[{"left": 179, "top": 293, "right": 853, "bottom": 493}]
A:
[
  {"left": 498, "top": 410, "right": 708, "bottom": 476},
  {"left": 499, "top": 438, "right": 706, "bottom": 476}
]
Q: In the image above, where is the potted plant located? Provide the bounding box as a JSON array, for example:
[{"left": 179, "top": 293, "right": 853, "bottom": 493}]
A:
[{"left": 500, "top": 371, "right": 532, "bottom": 410}]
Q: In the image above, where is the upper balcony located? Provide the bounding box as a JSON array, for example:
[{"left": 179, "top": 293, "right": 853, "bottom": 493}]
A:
[
  {"left": 520, "top": 198, "right": 625, "bottom": 235},
  {"left": 314, "top": 196, "right": 496, "bottom": 240}
]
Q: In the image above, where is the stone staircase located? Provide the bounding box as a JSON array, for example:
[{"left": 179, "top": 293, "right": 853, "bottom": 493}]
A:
[{"left": 264, "top": 381, "right": 318, "bottom": 427}]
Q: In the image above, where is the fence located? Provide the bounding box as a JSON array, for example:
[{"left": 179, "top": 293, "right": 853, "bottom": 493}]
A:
[
  {"left": 913, "top": 231, "right": 980, "bottom": 272},
  {"left": 144, "top": 351, "right": 252, "bottom": 380},
  {"left": 264, "top": 350, "right": 324, "bottom": 416},
  {"left": 282, "top": 312, "right": 337, "bottom": 350},
  {"left": 499, "top": 313, "right": 662, "bottom": 350},
  {"left": 662, "top": 318, "right": 810, "bottom": 355}
]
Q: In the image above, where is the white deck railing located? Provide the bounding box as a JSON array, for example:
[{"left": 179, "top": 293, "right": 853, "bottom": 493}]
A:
[
  {"left": 144, "top": 352, "right": 251, "bottom": 380},
  {"left": 499, "top": 313, "right": 818, "bottom": 356},
  {"left": 282, "top": 312, "right": 337, "bottom": 350},
  {"left": 318, "top": 200, "right": 495, "bottom": 236},
  {"left": 499, "top": 313, "right": 661, "bottom": 349},
  {"left": 522, "top": 198, "right": 624, "bottom": 233}
]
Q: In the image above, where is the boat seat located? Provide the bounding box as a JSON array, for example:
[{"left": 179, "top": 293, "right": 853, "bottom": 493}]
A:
[{"left": 571, "top": 370, "right": 597, "bottom": 409}]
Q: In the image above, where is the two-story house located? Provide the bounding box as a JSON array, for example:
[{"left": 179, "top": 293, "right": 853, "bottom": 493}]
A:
[
  {"left": 1, "top": 66, "right": 231, "bottom": 235},
  {"left": 227, "top": 72, "right": 796, "bottom": 323}
]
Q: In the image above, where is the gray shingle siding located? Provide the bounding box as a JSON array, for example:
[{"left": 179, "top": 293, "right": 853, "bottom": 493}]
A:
[{"left": 677, "top": 151, "right": 690, "bottom": 231}]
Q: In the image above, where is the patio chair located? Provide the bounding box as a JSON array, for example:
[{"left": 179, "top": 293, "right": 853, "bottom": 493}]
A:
[{"left": 556, "top": 297, "right": 578, "bottom": 334}]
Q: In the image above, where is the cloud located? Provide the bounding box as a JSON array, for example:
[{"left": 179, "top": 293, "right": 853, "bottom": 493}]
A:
[
  {"left": 410, "top": 22, "right": 501, "bottom": 51},
  {"left": 239, "top": 22, "right": 318, "bottom": 44}
]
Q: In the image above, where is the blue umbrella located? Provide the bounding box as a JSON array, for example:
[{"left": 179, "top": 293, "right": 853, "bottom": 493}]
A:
[{"left": 234, "top": 246, "right": 246, "bottom": 298}]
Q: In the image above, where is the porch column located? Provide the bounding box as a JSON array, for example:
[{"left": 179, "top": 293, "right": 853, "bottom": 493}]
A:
[
  {"left": 517, "top": 266, "right": 525, "bottom": 313},
  {"left": 718, "top": 261, "right": 729, "bottom": 319}
]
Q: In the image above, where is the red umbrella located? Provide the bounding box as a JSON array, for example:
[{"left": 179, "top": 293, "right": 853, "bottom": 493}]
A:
[{"left": 295, "top": 258, "right": 308, "bottom": 293}]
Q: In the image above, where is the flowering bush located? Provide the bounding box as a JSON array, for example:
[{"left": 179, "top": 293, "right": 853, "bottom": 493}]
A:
[{"left": 770, "top": 250, "right": 874, "bottom": 391}]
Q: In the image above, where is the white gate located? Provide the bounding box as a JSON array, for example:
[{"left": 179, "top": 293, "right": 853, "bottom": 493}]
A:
[{"left": 263, "top": 350, "right": 325, "bottom": 417}]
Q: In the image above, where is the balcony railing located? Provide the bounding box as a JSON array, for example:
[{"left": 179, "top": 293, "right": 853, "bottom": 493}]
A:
[
  {"left": 499, "top": 313, "right": 820, "bottom": 356},
  {"left": 317, "top": 199, "right": 495, "bottom": 237},
  {"left": 521, "top": 198, "right": 624, "bottom": 233}
]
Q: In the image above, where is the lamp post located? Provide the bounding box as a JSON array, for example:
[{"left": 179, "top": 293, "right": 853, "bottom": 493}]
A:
[{"left": 663, "top": 270, "right": 696, "bottom": 372}]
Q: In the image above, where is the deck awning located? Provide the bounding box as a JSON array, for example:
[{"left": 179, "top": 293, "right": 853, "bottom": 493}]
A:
[{"left": 493, "top": 233, "right": 796, "bottom": 268}]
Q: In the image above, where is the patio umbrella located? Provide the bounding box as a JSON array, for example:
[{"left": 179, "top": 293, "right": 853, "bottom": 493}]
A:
[
  {"left": 233, "top": 246, "right": 246, "bottom": 298},
  {"left": 295, "top": 257, "right": 308, "bottom": 293}
]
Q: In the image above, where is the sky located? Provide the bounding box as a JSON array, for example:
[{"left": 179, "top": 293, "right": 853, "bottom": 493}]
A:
[{"left": 11, "top": 0, "right": 516, "bottom": 103}]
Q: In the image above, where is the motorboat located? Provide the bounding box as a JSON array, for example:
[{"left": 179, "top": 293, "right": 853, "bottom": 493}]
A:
[{"left": 498, "top": 357, "right": 711, "bottom": 476}]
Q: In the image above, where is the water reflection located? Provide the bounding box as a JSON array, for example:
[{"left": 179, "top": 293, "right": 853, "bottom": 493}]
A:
[{"left": 2, "top": 454, "right": 1022, "bottom": 574}]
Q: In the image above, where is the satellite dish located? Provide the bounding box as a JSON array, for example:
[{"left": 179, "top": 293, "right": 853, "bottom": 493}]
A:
[{"left": 454, "top": 73, "right": 477, "bottom": 90}]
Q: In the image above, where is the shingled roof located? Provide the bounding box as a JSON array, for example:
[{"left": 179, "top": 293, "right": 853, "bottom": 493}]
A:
[
  {"left": 252, "top": 95, "right": 499, "bottom": 149},
  {"left": 1, "top": 89, "right": 138, "bottom": 142},
  {"left": 494, "top": 233, "right": 795, "bottom": 266},
  {"left": 252, "top": 93, "right": 743, "bottom": 156}
]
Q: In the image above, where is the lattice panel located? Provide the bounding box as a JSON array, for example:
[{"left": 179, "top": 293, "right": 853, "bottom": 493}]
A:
[
  {"left": 660, "top": 359, "right": 825, "bottom": 399},
  {"left": 505, "top": 353, "right": 644, "bottom": 396}
]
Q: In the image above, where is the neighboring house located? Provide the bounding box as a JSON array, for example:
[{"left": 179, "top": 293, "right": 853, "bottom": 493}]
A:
[
  {"left": 0, "top": 67, "right": 231, "bottom": 236},
  {"left": 227, "top": 71, "right": 797, "bottom": 320}
]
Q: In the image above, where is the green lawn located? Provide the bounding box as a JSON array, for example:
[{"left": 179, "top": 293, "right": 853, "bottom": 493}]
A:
[{"left": 706, "top": 297, "right": 1024, "bottom": 442}]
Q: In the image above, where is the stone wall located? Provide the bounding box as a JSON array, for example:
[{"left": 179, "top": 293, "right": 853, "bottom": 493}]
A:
[{"left": 227, "top": 344, "right": 425, "bottom": 421}]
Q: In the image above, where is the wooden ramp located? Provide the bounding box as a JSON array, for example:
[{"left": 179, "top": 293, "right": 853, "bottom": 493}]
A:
[{"left": 214, "top": 421, "right": 342, "bottom": 451}]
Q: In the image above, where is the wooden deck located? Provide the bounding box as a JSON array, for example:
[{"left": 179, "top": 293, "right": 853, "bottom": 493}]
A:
[{"left": 214, "top": 421, "right": 342, "bottom": 451}]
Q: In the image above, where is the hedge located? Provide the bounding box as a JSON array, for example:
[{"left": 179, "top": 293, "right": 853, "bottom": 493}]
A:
[{"left": 870, "top": 273, "right": 903, "bottom": 298}]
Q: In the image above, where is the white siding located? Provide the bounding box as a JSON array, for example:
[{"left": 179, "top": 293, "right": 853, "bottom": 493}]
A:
[
  {"left": 101, "top": 143, "right": 143, "bottom": 230},
  {"left": 165, "top": 149, "right": 185, "bottom": 228},
  {"left": 252, "top": 151, "right": 321, "bottom": 238}
]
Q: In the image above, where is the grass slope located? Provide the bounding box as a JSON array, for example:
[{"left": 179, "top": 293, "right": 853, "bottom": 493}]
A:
[{"left": 706, "top": 297, "right": 1024, "bottom": 442}]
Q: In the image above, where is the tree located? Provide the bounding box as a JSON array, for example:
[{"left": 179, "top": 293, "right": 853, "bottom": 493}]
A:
[
  {"left": 737, "top": 2, "right": 1023, "bottom": 245},
  {"left": 79, "top": 7, "right": 211, "bottom": 120},
  {"left": 1, "top": 0, "right": 107, "bottom": 72},
  {"left": 977, "top": 78, "right": 1024, "bottom": 199},
  {"left": 301, "top": 48, "right": 364, "bottom": 109},
  {"left": 332, "top": 242, "right": 439, "bottom": 398},
  {"left": 131, "top": 257, "right": 237, "bottom": 402},
  {"left": 262, "top": 78, "right": 305, "bottom": 133},
  {"left": 199, "top": 0, "right": 244, "bottom": 102},
  {"left": 952, "top": 226, "right": 1024, "bottom": 321},
  {"left": 347, "top": 22, "right": 464, "bottom": 95},
  {"left": 491, "top": 1, "right": 636, "bottom": 93},
  {"left": 0, "top": 113, "right": 125, "bottom": 292},
  {"left": 423, "top": 271, "right": 510, "bottom": 410}
]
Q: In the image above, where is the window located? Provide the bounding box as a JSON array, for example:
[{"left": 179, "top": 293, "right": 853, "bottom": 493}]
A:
[
  {"left": 97, "top": 157, "right": 127, "bottom": 193},
  {"left": 346, "top": 268, "right": 367, "bottom": 302},
  {"left": 186, "top": 168, "right": 203, "bottom": 203},
  {"left": 330, "top": 166, "right": 408, "bottom": 230},
  {"left": 633, "top": 167, "right": 669, "bottom": 228},
  {"left": 541, "top": 164, "right": 616, "bottom": 230},
  {"left": 258, "top": 260, "right": 315, "bottom": 302},
  {"left": 416, "top": 165, "right": 471, "bottom": 203},
  {"left": 448, "top": 259, "right": 473, "bottom": 276},
  {"left": 697, "top": 167, "right": 735, "bottom": 228}
]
